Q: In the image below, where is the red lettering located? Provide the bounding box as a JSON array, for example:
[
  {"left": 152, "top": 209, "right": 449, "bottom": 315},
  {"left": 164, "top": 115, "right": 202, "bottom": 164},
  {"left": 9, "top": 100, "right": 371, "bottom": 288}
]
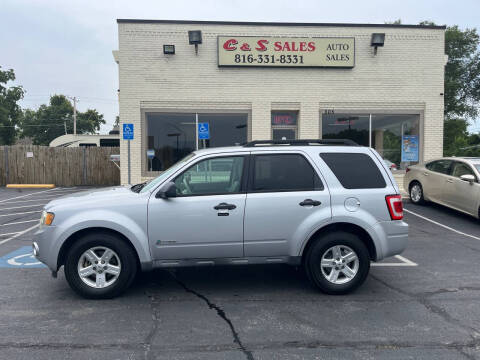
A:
[
  {"left": 255, "top": 39, "right": 268, "bottom": 51},
  {"left": 282, "top": 42, "right": 291, "bottom": 51},
  {"left": 291, "top": 42, "right": 298, "bottom": 51},
  {"left": 308, "top": 42, "right": 316, "bottom": 51},
  {"left": 240, "top": 43, "right": 251, "bottom": 51},
  {"left": 223, "top": 39, "right": 238, "bottom": 51},
  {"left": 274, "top": 41, "right": 282, "bottom": 51},
  {"left": 299, "top": 42, "right": 306, "bottom": 51}
]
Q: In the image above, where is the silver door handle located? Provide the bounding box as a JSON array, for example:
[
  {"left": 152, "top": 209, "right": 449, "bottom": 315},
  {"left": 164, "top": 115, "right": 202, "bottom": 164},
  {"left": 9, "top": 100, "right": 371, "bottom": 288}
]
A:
[
  {"left": 446, "top": 179, "right": 453, "bottom": 183},
  {"left": 423, "top": 172, "right": 429, "bottom": 176}
]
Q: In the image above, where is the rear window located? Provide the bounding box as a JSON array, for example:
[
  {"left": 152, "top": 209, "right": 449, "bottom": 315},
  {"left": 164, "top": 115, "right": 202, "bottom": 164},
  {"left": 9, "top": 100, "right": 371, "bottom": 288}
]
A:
[{"left": 320, "top": 153, "right": 386, "bottom": 189}]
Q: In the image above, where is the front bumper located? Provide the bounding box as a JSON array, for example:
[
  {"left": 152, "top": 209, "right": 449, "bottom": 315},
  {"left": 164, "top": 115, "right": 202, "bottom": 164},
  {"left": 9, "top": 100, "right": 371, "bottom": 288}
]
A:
[{"left": 32, "top": 225, "right": 59, "bottom": 272}]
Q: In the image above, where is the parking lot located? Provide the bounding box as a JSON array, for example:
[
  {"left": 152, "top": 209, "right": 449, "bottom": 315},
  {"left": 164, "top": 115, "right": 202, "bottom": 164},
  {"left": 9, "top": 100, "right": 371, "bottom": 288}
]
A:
[{"left": 0, "top": 187, "right": 479, "bottom": 360}]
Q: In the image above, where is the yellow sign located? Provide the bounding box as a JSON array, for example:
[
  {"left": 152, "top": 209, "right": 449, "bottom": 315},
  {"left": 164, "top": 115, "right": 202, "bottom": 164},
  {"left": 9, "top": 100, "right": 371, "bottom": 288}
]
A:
[{"left": 218, "top": 36, "right": 355, "bottom": 68}]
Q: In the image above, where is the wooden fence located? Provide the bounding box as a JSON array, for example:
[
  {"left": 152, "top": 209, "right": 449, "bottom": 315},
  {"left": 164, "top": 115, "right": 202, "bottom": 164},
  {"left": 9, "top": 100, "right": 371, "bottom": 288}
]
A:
[{"left": 0, "top": 145, "right": 120, "bottom": 186}]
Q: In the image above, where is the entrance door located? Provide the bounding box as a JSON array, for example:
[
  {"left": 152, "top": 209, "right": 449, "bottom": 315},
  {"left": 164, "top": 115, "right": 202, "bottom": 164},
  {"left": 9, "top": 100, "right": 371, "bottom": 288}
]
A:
[
  {"left": 148, "top": 154, "right": 247, "bottom": 260},
  {"left": 273, "top": 128, "right": 297, "bottom": 140}
]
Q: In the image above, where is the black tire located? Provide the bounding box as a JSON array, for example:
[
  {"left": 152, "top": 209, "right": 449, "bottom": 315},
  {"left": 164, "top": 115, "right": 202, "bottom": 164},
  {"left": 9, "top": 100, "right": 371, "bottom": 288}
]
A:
[
  {"left": 64, "top": 232, "right": 138, "bottom": 299},
  {"left": 409, "top": 181, "right": 425, "bottom": 205},
  {"left": 304, "top": 231, "right": 370, "bottom": 295}
]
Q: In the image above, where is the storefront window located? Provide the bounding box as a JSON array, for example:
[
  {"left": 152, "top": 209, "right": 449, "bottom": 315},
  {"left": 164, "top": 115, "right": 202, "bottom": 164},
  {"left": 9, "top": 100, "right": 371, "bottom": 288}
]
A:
[
  {"left": 322, "top": 113, "right": 370, "bottom": 146},
  {"left": 371, "top": 114, "right": 420, "bottom": 169},
  {"left": 322, "top": 113, "right": 420, "bottom": 169},
  {"left": 272, "top": 111, "right": 298, "bottom": 140},
  {"left": 146, "top": 112, "right": 247, "bottom": 172}
]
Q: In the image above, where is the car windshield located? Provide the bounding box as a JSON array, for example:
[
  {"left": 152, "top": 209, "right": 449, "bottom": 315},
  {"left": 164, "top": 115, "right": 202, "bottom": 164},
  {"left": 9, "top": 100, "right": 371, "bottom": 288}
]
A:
[
  {"left": 139, "top": 153, "right": 195, "bottom": 194},
  {"left": 474, "top": 164, "right": 480, "bottom": 173}
]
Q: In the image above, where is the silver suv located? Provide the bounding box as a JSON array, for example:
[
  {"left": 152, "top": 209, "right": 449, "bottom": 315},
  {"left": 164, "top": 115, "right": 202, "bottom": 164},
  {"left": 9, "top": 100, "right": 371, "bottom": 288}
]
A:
[{"left": 33, "top": 139, "right": 408, "bottom": 299}]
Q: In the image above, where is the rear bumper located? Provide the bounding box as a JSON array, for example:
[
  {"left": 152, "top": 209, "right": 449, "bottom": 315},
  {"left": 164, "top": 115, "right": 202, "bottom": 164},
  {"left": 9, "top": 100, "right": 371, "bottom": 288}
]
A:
[{"left": 373, "top": 220, "right": 409, "bottom": 260}]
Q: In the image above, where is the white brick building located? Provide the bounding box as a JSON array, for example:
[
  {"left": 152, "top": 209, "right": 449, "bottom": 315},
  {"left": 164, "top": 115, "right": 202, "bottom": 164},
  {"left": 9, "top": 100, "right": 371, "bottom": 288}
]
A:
[{"left": 114, "top": 19, "right": 446, "bottom": 185}]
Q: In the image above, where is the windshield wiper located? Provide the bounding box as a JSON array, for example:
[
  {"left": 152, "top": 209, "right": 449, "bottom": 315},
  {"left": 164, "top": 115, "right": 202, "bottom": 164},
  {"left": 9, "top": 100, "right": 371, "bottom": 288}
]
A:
[{"left": 130, "top": 182, "right": 147, "bottom": 193}]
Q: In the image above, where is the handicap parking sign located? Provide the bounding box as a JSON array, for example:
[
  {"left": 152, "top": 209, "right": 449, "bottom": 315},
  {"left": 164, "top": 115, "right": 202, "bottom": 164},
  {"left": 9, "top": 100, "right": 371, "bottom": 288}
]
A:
[
  {"left": 198, "top": 122, "right": 210, "bottom": 140},
  {"left": 123, "top": 123, "right": 134, "bottom": 140},
  {"left": 0, "top": 246, "right": 46, "bottom": 268}
]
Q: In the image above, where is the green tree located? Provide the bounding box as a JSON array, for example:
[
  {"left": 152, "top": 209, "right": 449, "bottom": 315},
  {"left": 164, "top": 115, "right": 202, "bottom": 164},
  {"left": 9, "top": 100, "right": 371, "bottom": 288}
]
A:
[
  {"left": 0, "top": 66, "right": 24, "bottom": 145},
  {"left": 20, "top": 95, "right": 105, "bottom": 145}
]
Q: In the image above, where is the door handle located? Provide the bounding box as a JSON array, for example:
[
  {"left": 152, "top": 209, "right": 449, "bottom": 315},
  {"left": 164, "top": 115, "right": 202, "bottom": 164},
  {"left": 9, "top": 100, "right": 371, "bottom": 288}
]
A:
[
  {"left": 446, "top": 179, "right": 453, "bottom": 183},
  {"left": 299, "top": 199, "right": 322, "bottom": 207},
  {"left": 214, "top": 202, "right": 236, "bottom": 210},
  {"left": 423, "top": 172, "right": 429, "bottom": 176}
]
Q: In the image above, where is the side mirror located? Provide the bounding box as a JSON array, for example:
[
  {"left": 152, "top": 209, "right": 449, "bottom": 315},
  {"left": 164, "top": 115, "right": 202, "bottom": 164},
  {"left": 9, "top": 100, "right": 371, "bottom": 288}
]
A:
[
  {"left": 460, "top": 174, "right": 475, "bottom": 184},
  {"left": 156, "top": 182, "right": 177, "bottom": 199}
]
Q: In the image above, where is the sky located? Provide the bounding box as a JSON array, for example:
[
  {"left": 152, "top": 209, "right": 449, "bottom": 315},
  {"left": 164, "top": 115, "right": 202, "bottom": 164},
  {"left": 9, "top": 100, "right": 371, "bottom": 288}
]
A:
[{"left": 1, "top": 0, "right": 480, "bottom": 134}]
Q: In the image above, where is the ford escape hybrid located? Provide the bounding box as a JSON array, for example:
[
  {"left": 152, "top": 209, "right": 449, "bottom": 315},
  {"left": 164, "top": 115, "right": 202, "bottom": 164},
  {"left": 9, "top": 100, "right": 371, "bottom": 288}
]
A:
[{"left": 33, "top": 139, "right": 408, "bottom": 299}]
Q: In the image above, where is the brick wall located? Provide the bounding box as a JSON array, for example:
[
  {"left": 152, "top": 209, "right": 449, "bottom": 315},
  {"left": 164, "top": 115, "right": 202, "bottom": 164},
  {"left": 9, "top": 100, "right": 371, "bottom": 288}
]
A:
[{"left": 116, "top": 21, "right": 445, "bottom": 185}]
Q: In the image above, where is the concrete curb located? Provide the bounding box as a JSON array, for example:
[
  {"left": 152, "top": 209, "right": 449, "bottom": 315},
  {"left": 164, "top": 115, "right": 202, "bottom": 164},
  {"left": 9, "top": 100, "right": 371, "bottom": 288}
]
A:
[{"left": 6, "top": 184, "right": 55, "bottom": 189}]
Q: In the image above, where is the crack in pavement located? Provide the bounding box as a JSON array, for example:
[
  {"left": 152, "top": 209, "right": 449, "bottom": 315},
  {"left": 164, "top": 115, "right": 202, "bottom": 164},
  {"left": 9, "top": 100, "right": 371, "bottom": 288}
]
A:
[
  {"left": 370, "top": 274, "right": 480, "bottom": 341},
  {"left": 168, "top": 270, "right": 255, "bottom": 360},
  {"left": 143, "top": 288, "right": 161, "bottom": 360}
]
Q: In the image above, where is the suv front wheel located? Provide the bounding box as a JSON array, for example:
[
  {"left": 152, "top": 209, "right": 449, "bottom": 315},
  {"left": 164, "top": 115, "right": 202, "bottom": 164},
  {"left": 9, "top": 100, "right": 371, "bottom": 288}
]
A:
[
  {"left": 64, "top": 232, "right": 138, "bottom": 299},
  {"left": 305, "top": 231, "right": 370, "bottom": 295}
]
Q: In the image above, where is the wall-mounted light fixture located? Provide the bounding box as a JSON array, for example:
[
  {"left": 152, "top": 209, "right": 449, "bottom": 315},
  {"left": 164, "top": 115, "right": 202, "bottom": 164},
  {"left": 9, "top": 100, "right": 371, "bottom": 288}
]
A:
[
  {"left": 371, "top": 33, "right": 385, "bottom": 55},
  {"left": 163, "top": 44, "right": 175, "bottom": 55},
  {"left": 188, "top": 30, "right": 202, "bottom": 55}
]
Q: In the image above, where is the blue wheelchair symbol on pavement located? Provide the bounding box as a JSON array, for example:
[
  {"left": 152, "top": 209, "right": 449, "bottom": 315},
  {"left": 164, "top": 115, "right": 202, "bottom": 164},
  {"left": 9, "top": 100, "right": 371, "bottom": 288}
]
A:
[
  {"left": 198, "top": 122, "right": 210, "bottom": 140},
  {"left": 0, "top": 246, "right": 46, "bottom": 268},
  {"left": 123, "top": 123, "right": 134, "bottom": 140}
]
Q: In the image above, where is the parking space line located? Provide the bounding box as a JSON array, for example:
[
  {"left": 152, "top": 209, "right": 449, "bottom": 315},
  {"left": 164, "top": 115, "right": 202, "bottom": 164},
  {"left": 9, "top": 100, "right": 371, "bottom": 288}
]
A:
[
  {"left": 0, "top": 210, "right": 42, "bottom": 217},
  {"left": 371, "top": 254, "right": 418, "bottom": 267},
  {"left": 1, "top": 197, "right": 70, "bottom": 204},
  {"left": 0, "top": 224, "right": 39, "bottom": 246},
  {"left": 0, "top": 231, "right": 20, "bottom": 237},
  {"left": 404, "top": 208, "right": 480, "bottom": 241},
  {"left": 0, "top": 220, "right": 39, "bottom": 227},
  {"left": 0, "top": 187, "right": 67, "bottom": 203},
  {"left": 0, "top": 204, "right": 46, "bottom": 211}
]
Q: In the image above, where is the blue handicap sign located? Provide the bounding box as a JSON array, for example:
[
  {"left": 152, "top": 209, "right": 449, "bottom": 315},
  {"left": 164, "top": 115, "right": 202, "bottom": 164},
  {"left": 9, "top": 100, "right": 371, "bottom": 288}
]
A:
[
  {"left": 123, "top": 123, "right": 134, "bottom": 140},
  {"left": 198, "top": 122, "right": 210, "bottom": 140},
  {"left": 0, "top": 246, "right": 46, "bottom": 268}
]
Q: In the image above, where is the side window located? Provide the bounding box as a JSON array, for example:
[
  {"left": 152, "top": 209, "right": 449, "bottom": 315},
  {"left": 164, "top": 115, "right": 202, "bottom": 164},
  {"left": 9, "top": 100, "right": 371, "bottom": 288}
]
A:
[
  {"left": 429, "top": 160, "right": 452, "bottom": 175},
  {"left": 452, "top": 162, "right": 475, "bottom": 178},
  {"left": 251, "top": 154, "right": 323, "bottom": 192},
  {"left": 174, "top": 156, "right": 245, "bottom": 196},
  {"left": 319, "top": 152, "right": 386, "bottom": 189}
]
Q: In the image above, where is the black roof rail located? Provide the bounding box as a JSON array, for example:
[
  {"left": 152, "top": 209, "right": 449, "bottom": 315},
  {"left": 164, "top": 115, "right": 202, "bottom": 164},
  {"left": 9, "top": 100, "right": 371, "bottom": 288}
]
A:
[{"left": 243, "top": 139, "right": 359, "bottom": 147}]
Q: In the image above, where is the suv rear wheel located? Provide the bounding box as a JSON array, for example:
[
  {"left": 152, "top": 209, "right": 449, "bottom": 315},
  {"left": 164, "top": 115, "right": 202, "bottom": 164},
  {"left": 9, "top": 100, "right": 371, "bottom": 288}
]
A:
[
  {"left": 305, "top": 231, "right": 370, "bottom": 295},
  {"left": 64, "top": 232, "right": 137, "bottom": 299}
]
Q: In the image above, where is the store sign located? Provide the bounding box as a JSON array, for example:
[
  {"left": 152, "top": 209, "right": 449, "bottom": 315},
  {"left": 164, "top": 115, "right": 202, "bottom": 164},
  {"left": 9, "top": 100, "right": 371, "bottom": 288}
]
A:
[
  {"left": 218, "top": 36, "right": 354, "bottom": 68},
  {"left": 272, "top": 113, "right": 297, "bottom": 125}
]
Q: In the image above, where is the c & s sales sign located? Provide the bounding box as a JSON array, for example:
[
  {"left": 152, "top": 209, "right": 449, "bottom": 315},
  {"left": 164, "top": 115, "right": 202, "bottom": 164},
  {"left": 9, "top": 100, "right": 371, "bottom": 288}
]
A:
[{"left": 218, "top": 36, "right": 355, "bottom": 68}]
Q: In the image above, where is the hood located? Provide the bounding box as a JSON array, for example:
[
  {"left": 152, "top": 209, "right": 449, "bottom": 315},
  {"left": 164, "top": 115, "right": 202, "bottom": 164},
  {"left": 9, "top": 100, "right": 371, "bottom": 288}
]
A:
[{"left": 44, "top": 186, "right": 138, "bottom": 210}]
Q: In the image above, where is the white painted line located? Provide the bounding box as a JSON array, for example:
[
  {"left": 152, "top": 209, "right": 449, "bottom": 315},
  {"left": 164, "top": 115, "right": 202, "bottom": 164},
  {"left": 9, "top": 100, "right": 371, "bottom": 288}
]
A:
[
  {"left": 0, "top": 204, "right": 46, "bottom": 211},
  {"left": 0, "top": 192, "right": 80, "bottom": 205},
  {"left": 0, "top": 220, "right": 39, "bottom": 227},
  {"left": 0, "top": 210, "right": 42, "bottom": 217},
  {"left": 0, "top": 187, "right": 75, "bottom": 203},
  {"left": 404, "top": 208, "right": 480, "bottom": 241},
  {"left": 0, "top": 231, "right": 20, "bottom": 237},
  {"left": 372, "top": 254, "right": 418, "bottom": 267},
  {"left": 0, "top": 224, "right": 39, "bottom": 246}
]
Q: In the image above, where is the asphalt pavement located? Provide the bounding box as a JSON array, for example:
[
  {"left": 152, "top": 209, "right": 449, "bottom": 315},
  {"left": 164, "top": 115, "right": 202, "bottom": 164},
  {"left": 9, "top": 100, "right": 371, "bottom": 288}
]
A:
[{"left": 0, "top": 187, "right": 479, "bottom": 360}]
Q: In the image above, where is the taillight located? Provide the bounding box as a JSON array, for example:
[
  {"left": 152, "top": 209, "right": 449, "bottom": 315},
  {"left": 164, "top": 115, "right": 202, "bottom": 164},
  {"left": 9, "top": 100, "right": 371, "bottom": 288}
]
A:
[
  {"left": 385, "top": 195, "right": 403, "bottom": 220},
  {"left": 405, "top": 166, "right": 410, "bottom": 173}
]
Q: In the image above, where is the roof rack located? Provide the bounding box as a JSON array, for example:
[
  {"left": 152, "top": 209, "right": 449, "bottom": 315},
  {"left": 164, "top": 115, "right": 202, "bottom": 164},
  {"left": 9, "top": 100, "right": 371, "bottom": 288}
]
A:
[{"left": 243, "top": 139, "right": 359, "bottom": 147}]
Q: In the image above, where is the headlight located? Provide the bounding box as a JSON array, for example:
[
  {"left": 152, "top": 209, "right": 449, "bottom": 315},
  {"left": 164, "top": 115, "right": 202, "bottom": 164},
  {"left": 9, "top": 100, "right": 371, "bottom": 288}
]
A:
[{"left": 40, "top": 210, "right": 55, "bottom": 226}]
